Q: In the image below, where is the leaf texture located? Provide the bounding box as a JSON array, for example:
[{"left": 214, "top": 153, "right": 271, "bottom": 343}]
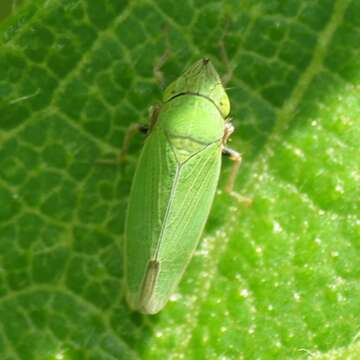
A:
[{"left": 0, "top": 0, "right": 359, "bottom": 359}]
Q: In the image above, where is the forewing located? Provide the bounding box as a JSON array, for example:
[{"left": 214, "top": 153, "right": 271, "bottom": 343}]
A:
[
  {"left": 152, "top": 141, "right": 222, "bottom": 309},
  {"left": 125, "top": 124, "right": 222, "bottom": 313},
  {"left": 125, "top": 126, "right": 177, "bottom": 303}
]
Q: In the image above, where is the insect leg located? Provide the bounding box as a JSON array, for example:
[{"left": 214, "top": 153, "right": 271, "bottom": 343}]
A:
[
  {"left": 222, "top": 146, "right": 251, "bottom": 205},
  {"left": 222, "top": 146, "right": 242, "bottom": 193},
  {"left": 97, "top": 105, "right": 160, "bottom": 164},
  {"left": 119, "top": 123, "right": 148, "bottom": 162},
  {"left": 148, "top": 104, "right": 161, "bottom": 131},
  {"left": 221, "top": 118, "right": 252, "bottom": 204},
  {"left": 218, "top": 16, "right": 235, "bottom": 86},
  {"left": 154, "top": 47, "right": 171, "bottom": 89},
  {"left": 222, "top": 146, "right": 252, "bottom": 206},
  {"left": 120, "top": 105, "right": 161, "bottom": 159},
  {"left": 96, "top": 123, "right": 147, "bottom": 164}
]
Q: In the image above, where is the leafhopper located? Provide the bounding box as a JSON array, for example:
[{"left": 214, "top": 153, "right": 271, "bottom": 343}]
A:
[{"left": 124, "top": 58, "right": 241, "bottom": 314}]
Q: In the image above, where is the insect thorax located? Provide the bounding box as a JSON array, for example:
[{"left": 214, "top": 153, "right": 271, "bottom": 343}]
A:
[{"left": 159, "top": 95, "right": 224, "bottom": 163}]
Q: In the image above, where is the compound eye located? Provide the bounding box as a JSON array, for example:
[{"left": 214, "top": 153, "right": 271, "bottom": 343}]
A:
[{"left": 219, "top": 93, "right": 230, "bottom": 117}]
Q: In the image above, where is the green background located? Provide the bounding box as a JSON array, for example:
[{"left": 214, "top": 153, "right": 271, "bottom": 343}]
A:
[
  {"left": 0, "top": 0, "right": 359, "bottom": 359},
  {"left": 0, "top": 0, "right": 23, "bottom": 22}
]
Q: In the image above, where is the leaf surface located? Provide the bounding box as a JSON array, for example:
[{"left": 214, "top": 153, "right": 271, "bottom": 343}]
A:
[{"left": 0, "top": 0, "right": 359, "bottom": 359}]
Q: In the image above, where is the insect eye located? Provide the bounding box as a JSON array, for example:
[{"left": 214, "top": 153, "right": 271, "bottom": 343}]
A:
[{"left": 219, "top": 95, "right": 230, "bottom": 117}]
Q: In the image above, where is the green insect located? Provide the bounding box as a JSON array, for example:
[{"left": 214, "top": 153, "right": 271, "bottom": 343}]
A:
[{"left": 124, "top": 58, "right": 242, "bottom": 314}]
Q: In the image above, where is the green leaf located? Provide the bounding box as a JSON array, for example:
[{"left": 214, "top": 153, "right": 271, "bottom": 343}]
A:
[{"left": 0, "top": 0, "right": 359, "bottom": 359}]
